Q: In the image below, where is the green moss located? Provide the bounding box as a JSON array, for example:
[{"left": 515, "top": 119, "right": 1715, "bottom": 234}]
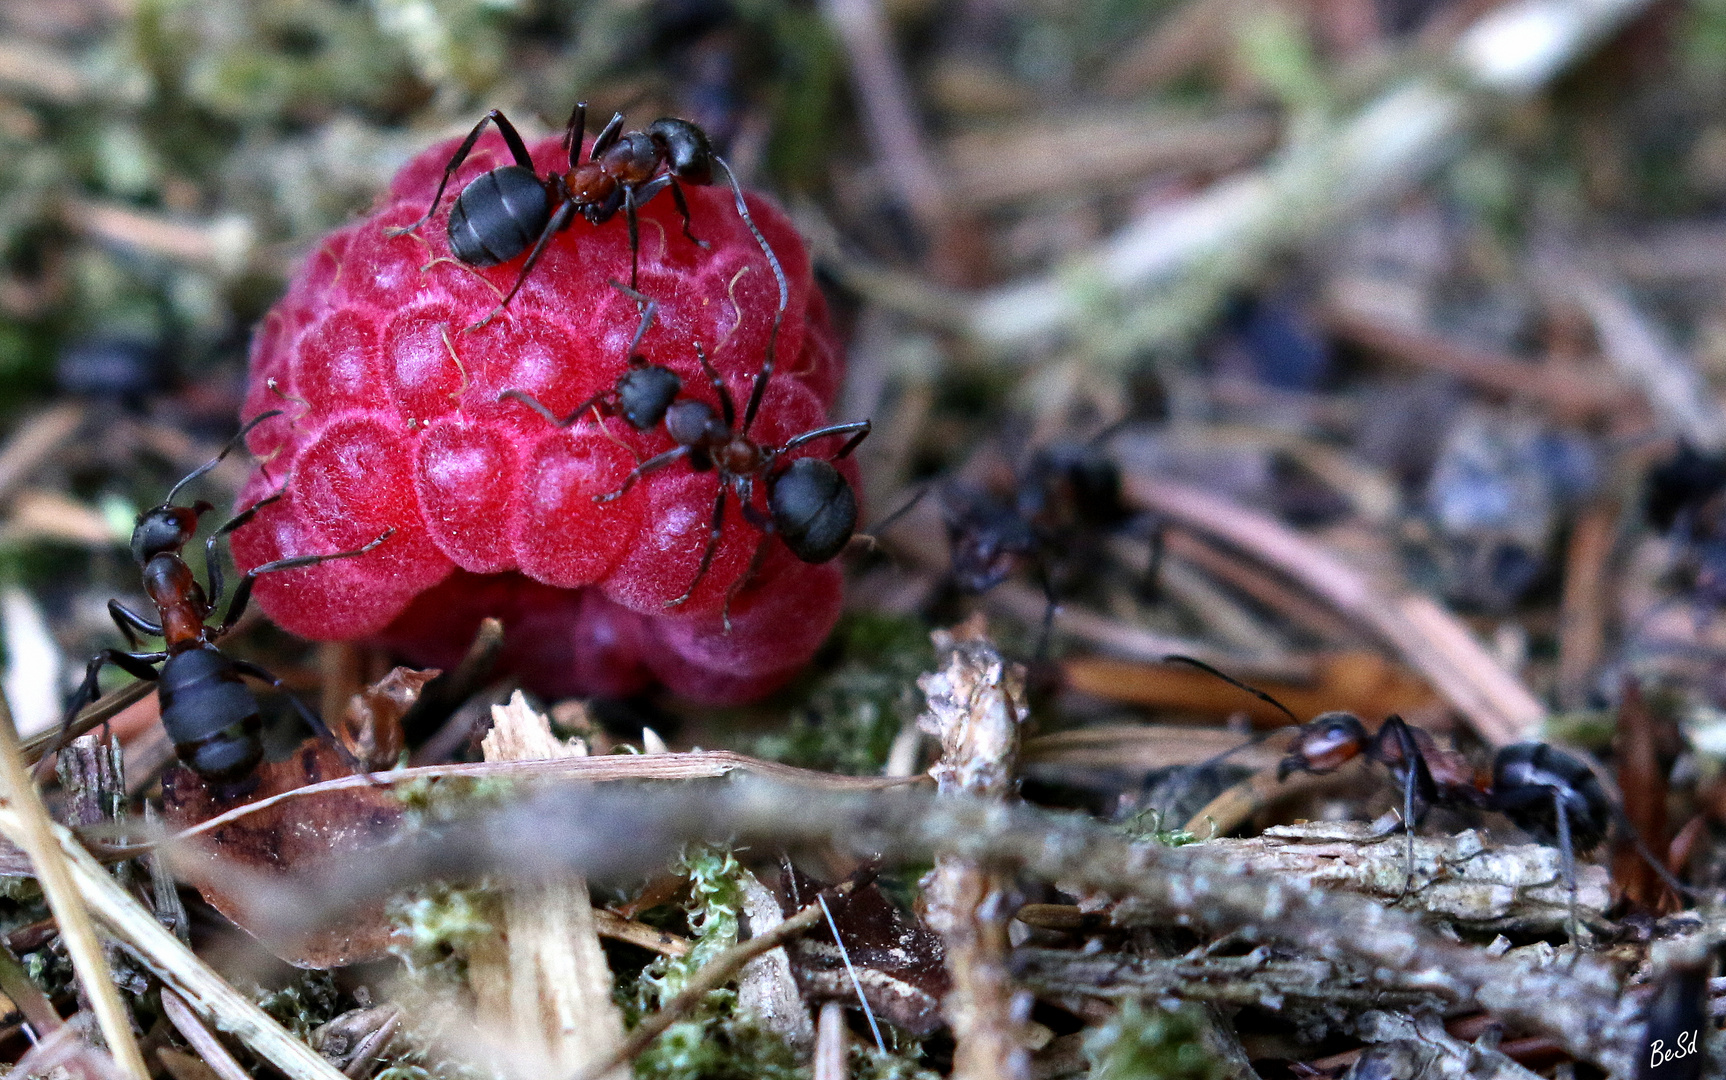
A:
[
  {"left": 1084, "top": 1002, "right": 1226, "bottom": 1080},
  {"left": 754, "top": 613, "right": 934, "bottom": 775},
  {"left": 386, "top": 882, "right": 499, "bottom": 975},
  {"left": 634, "top": 845, "right": 745, "bottom": 1010},
  {"left": 256, "top": 971, "right": 342, "bottom": 1039},
  {"left": 1115, "top": 807, "right": 1199, "bottom": 847}
]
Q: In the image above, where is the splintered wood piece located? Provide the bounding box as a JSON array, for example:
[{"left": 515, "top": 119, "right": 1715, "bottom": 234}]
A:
[
  {"left": 735, "top": 869, "right": 815, "bottom": 1048},
  {"left": 468, "top": 693, "right": 626, "bottom": 1079},
  {"left": 917, "top": 620, "right": 1034, "bottom": 1080}
]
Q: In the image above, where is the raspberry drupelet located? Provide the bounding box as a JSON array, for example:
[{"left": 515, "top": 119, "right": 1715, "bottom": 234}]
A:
[{"left": 231, "top": 128, "right": 853, "bottom": 703}]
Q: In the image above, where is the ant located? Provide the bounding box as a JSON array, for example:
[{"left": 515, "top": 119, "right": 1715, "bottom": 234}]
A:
[
  {"left": 604, "top": 338, "right": 867, "bottom": 621},
  {"left": 57, "top": 412, "right": 393, "bottom": 783},
  {"left": 878, "top": 433, "right": 1138, "bottom": 656},
  {"left": 1645, "top": 443, "right": 1726, "bottom": 603},
  {"left": 389, "top": 101, "right": 766, "bottom": 325},
  {"left": 1167, "top": 657, "right": 1690, "bottom": 939}
]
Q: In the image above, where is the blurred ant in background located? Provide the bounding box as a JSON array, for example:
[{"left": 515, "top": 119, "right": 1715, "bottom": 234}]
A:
[
  {"left": 876, "top": 423, "right": 1148, "bottom": 657},
  {"left": 1166, "top": 657, "right": 1695, "bottom": 937},
  {"left": 56, "top": 411, "right": 392, "bottom": 783},
  {"left": 1645, "top": 443, "right": 1726, "bottom": 603},
  {"left": 390, "top": 100, "right": 772, "bottom": 325}
]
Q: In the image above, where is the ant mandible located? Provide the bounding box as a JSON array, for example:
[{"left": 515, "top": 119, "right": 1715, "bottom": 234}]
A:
[
  {"left": 1165, "top": 657, "right": 1688, "bottom": 938},
  {"left": 388, "top": 101, "right": 765, "bottom": 326},
  {"left": 58, "top": 411, "right": 393, "bottom": 783}
]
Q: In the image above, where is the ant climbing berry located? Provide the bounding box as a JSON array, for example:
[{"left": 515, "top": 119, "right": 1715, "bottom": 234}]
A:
[
  {"left": 550, "top": 338, "right": 866, "bottom": 622},
  {"left": 57, "top": 412, "right": 393, "bottom": 782},
  {"left": 505, "top": 317, "right": 868, "bottom": 626},
  {"left": 387, "top": 102, "right": 761, "bottom": 325}
]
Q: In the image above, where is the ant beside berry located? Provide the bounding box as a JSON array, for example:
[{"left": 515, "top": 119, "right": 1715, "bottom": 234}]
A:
[
  {"left": 55, "top": 411, "right": 393, "bottom": 783},
  {"left": 1167, "top": 656, "right": 1690, "bottom": 940},
  {"left": 388, "top": 101, "right": 767, "bottom": 327},
  {"left": 877, "top": 428, "right": 1141, "bottom": 658}
]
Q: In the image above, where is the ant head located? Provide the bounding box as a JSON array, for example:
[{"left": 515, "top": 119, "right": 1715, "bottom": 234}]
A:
[
  {"left": 1277, "top": 712, "right": 1370, "bottom": 780},
  {"left": 944, "top": 488, "right": 1037, "bottom": 593},
  {"left": 769, "top": 457, "right": 857, "bottom": 564},
  {"left": 130, "top": 503, "right": 210, "bottom": 565},
  {"left": 666, "top": 398, "right": 722, "bottom": 448},
  {"left": 617, "top": 362, "right": 681, "bottom": 431}
]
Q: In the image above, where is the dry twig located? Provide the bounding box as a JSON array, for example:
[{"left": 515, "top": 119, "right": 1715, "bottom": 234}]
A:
[
  {"left": 0, "top": 692, "right": 148, "bottom": 1080},
  {"left": 1120, "top": 473, "right": 1543, "bottom": 744},
  {"left": 918, "top": 619, "right": 1035, "bottom": 1080},
  {"left": 466, "top": 693, "right": 627, "bottom": 1079}
]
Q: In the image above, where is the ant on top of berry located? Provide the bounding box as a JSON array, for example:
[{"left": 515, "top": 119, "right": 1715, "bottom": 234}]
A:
[
  {"left": 388, "top": 101, "right": 771, "bottom": 328},
  {"left": 56, "top": 411, "right": 393, "bottom": 783}
]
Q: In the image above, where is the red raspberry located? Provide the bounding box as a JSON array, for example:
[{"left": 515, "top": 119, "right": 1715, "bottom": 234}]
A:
[{"left": 232, "top": 128, "right": 851, "bottom": 702}]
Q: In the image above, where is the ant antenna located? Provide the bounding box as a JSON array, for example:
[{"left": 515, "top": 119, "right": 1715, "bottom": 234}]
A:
[
  {"left": 871, "top": 484, "right": 932, "bottom": 533},
  {"left": 711, "top": 156, "right": 787, "bottom": 436},
  {"left": 1163, "top": 655, "right": 1301, "bottom": 727},
  {"left": 165, "top": 410, "right": 284, "bottom": 507}
]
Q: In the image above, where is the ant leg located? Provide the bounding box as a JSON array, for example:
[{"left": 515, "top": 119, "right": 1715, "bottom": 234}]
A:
[
  {"left": 872, "top": 483, "right": 931, "bottom": 533},
  {"left": 164, "top": 410, "right": 285, "bottom": 507},
  {"left": 217, "top": 529, "right": 394, "bottom": 637},
  {"left": 669, "top": 179, "right": 706, "bottom": 248},
  {"left": 1141, "top": 519, "right": 1166, "bottom": 603},
  {"left": 1030, "top": 555, "right": 1059, "bottom": 662},
  {"left": 204, "top": 491, "right": 286, "bottom": 612},
  {"left": 1609, "top": 800, "right": 1701, "bottom": 902},
  {"left": 52, "top": 650, "right": 165, "bottom": 772},
  {"left": 229, "top": 659, "right": 371, "bottom": 778},
  {"left": 666, "top": 485, "right": 729, "bottom": 610},
  {"left": 1374, "top": 716, "right": 1429, "bottom": 897},
  {"left": 595, "top": 447, "right": 688, "bottom": 504},
  {"left": 624, "top": 186, "right": 641, "bottom": 292},
  {"left": 499, "top": 388, "right": 609, "bottom": 429},
  {"left": 590, "top": 112, "right": 626, "bottom": 161},
  {"left": 606, "top": 280, "right": 659, "bottom": 355},
  {"left": 469, "top": 199, "right": 579, "bottom": 331},
  {"left": 721, "top": 530, "right": 773, "bottom": 633},
  {"left": 779, "top": 421, "right": 871, "bottom": 457},
  {"left": 694, "top": 344, "right": 736, "bottom": 430},
  {"left": 387, "top": 110, "right": 534, "bottom": 239},
  {"left": 108, "top": 600, "right": 162, "bottom": 649},
  {"left": 1554, "top": 789, "right": 1580, "bottom": 947},
  {"left": 562, "top": 100, "right": 587, "bottom": 164}
]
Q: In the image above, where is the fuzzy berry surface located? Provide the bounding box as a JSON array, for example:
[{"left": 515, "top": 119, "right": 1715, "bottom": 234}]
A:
[{"left": 232, "top": 128, "right": 851, "bottom": 702}]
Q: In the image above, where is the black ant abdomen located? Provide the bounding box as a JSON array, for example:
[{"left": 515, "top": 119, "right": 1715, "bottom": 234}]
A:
[
  {"left": 390, "top": 103, "right": 755, "bottom": 325},
  {"left": 1489, "top": 742, "right": 1611, "bottom": 852},
  {"left": 769, "top": 457, "right": 858, "bottom": 564},
  {"left": 157, "top": 645, "right": 268, "bottom": 781},
  {"left": 56, "top": 411, "right": 393, "bottom": 783},
  {"left": 447, "top": 164, "right": 554, "bottom": 268}
]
